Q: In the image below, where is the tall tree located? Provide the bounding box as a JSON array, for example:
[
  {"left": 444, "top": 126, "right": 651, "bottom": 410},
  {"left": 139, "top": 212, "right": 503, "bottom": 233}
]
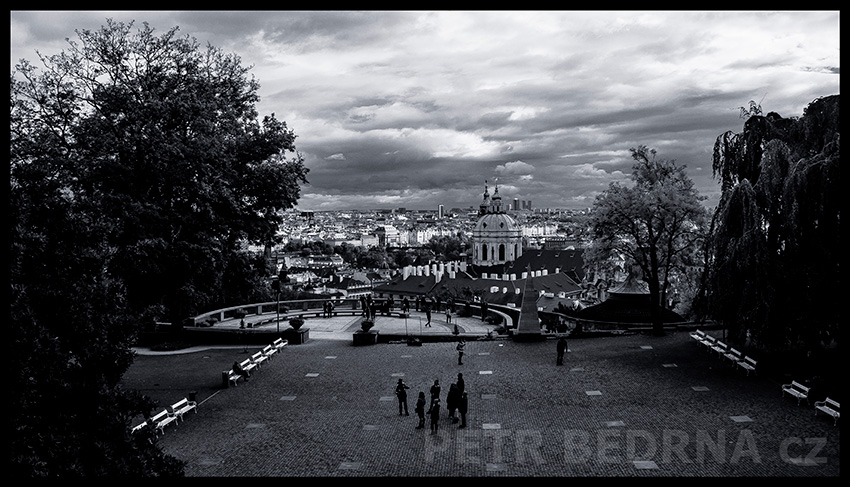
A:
[
  {"left": 10, "top": 19, "right": 307, "bottom": 475},
  {"left": 702, "top": 95, "right": 839, "bottom": 350},
  {"left": 586, "top": 146, "right": 709, "bottom": 335}
]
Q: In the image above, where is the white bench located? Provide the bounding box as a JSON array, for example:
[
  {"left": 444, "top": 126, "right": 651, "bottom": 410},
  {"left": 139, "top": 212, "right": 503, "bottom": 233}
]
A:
[
  {"left": 223, "top": 369, "right": 243, "bottom": 387},
  {"left": 782, "top": 380, "right": 811, "bottom": 406},
  {"left": 262, "top": 344, "right": 277, "bottom": 359},
  {"left": 723, "top": 347, "right": 743, "bottom": 365},
  {"left": 273, "top": 338, "right": 288, "bottom": 351},
  {"left": 150, "top": 408, "right": 178, "bottom": 436},
  {"left": 737, "top": 356, "right": 758, "bottom": 376},
  {"left": 814, "top": 397, "right": 840, "bottom": 426},
  {"left": 240, "top": 358, "right": 258, "bottom": 375},
  {"left": 170, "top": 397, "right": 197, "bottom": 423},
  {"left": 690, "top": 329, "right": 707, "bottom": 345},
  {"left": 251, "top": 351, "right": 268, "bottom": 368},
  {"left": 710, "top": 340, "right": 729, "bottom": 356}
]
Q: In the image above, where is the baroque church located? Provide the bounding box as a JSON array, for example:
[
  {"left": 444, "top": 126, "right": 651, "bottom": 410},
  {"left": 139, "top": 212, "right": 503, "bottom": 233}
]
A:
[
  {"left": 373, "top": 182, "right": 586, "bottom": 325},
  {"left": 471, "top": 181, "right": 522, "bottom": 267}
]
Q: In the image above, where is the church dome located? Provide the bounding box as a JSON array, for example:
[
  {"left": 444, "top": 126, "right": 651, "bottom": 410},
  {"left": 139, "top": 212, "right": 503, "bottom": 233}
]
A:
[
  {"left": 471, "top": 182, "right": 522, "bottom": 266},
  {"left": 473, "top": 212, "right": 520, "bottom": 235}
]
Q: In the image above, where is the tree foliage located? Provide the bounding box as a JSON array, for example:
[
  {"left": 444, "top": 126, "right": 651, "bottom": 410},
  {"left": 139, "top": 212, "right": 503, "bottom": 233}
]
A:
[
  {"left": 587, "top": 146, "right": 709, "bottom": 334},
  {"left": 10, "top": 19, "right": 307, "bottom": 476},
  {"left": 702, "top": 95, "right": 839, "bottom": 350}
]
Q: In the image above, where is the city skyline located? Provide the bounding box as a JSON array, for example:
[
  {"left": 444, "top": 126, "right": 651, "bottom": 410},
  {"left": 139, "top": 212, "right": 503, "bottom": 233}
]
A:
[{"left": 11, "top": 10, "right": 840, "bottom": 212}]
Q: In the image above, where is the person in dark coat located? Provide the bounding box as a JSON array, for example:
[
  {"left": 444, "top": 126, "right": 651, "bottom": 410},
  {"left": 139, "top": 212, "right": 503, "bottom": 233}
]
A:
[
  {"left": 481, "top": 300, "right": 488, "bottom": 321},
  {"left": 232, "top": 361, "right": 250, "bottom": 379},
  {"left": 446, "top": 383, "right": 459, "bottom": 423},
  {"left": 415, "top": 392, "right": 427, "bottom": 429},
  {"left": 557, "top": 336, "right": 568, "bottom": 365},
  {"left": 458, "top": 391, "right": 468, "bottom": 428},
  {"left": 429, "top": 379, "right": 441, "bottom": 405},
  {"left": 395, "top": 379, "right": 410, "bottom": 415},
  {"left": 429, "top": 398, "right": 441, "bottom": 433},
  {"left": 456, "top": 372, "right": 465, "bottom": 394}
]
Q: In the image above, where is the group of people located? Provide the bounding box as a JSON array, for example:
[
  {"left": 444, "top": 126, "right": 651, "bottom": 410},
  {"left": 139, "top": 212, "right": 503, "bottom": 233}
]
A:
[
  {"left": 322, "top": 300, "right": 335, "bottom": 318},
  {"left": 396, "top": 373, "right": 468, "bottom": 434}
]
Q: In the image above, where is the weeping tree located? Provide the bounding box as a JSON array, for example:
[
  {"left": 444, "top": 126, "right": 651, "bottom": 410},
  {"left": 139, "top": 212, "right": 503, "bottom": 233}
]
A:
[
  {"left": 11, "top": 19, "right": 308, "bottom": 475},
  {"left": 586, "top": 146, "right": 709, "bottom": 335},
  {"left": 701, "top": 95, "right": 839, "bottom": 351}
]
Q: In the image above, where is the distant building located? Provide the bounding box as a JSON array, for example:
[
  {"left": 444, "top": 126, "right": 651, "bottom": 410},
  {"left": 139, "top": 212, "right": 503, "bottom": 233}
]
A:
[{"left": 471, "top": 182, "right": 523, "bottom": 267}]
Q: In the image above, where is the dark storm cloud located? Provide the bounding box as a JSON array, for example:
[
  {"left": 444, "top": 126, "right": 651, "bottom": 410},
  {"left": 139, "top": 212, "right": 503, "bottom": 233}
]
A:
[{"left": 11, "top": 10, "right": 840, "bottom": 211}]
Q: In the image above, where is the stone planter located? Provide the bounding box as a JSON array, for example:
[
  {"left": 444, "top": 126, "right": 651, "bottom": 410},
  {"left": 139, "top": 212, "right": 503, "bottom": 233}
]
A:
[
  {"left": 283, "top": 327, "right": 309, "bottom": 344},
  {"left": 353, "top": 329, "right": 379, "bottom": 346}
]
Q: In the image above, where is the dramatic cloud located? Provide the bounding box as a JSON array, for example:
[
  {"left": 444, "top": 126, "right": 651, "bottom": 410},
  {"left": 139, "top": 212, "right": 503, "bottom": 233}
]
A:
[{"left": 11, "top": 10, "right": 840, "bottom": 211}]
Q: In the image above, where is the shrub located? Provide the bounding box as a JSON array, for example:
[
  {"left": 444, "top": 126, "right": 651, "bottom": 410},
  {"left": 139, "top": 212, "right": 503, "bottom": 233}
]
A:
[{"left": 289, "top": 317, "right": 305, "bottom": 330}]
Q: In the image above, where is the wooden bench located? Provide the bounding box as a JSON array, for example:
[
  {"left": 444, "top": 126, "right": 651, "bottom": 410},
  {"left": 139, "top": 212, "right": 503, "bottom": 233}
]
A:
[
  {"left": 814, "top": 397, "right": 840, "bottom": 426},
  {"left": 223, "top": 369, "right": 243, "bottom": 387},
  {"left": 723, "top": 347, "right": 743, "bottom": 365},
  {"left": 251, "top": 351, "right": 268, "bottom": 368},
  {"left": 690, "top": 329, "right": 707, "bottom": 345},
  {"left": 262, "top": 344, "right": 277, "bottom": 359},
  {"left": 240, "top": 358, "right": 258, "bottom": 375},
  {"left": 737, "top": 356, "right": 758, "bottom": 376},
  {"left": 170, "top": 397, "right": 197, "bottom": 423},
  {"left": 710, "top": 340, "right": 729, "bottom": 356},
  {"left": 702, "top": 334, "right": 717, "bottom": 351},
  {"left": 273, "top": 338, "right": 288, "bottom": 351},
  {"left": 782, "top": 380, "right": 811, "bottom": 406},
  {"left": 150, "top": 408, "right": 178, "bottom": 436}
]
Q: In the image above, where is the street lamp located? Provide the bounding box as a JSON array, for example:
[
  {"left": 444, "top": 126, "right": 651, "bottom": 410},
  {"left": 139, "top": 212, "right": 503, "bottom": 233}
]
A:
[{"left": 272, "top": 278, "right": 281, "bottom": 333}]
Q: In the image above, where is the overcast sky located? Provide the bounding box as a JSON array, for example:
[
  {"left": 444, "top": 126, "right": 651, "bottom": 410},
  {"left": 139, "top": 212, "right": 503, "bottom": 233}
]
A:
[{"left": 11, "top": 10, "right": 840, "bottom": 212}]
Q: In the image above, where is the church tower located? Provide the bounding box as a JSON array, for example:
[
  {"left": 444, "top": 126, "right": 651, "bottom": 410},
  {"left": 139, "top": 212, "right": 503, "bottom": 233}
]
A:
[{"left": 471, "top": 181, "right": 523, "bottom": 267}]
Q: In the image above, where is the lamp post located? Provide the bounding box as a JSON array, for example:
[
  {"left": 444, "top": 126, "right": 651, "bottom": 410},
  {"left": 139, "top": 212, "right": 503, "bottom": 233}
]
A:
[{"left": 272, "top": 278, "right": 281, "bottom": 334}]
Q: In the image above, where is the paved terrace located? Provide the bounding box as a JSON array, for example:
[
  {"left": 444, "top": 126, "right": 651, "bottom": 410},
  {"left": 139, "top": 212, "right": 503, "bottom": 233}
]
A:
[{"left": 126, "top": 319, "right": 841, "bottom": 477}]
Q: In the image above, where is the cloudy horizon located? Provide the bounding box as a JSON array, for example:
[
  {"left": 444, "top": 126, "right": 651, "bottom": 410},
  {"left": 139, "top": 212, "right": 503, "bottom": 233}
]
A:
[{"left": 10, "top": 10, "right": 840, "bottom": 212}]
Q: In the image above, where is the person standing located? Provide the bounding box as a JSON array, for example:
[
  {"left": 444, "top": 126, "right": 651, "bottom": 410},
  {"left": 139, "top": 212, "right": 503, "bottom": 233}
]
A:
[
  {"left": 446, "top": 308, "right": 453, "bottom": 324},
  {"left": 429, "top": 379, "right": 441, "bottom": 405},
  {"left": 456, "top": 372, "right": 465, "bottom": 395},
  {"left": 557, "top": 336, "right": 568, "bottom": 366},
  {"left": 395, "top": 379, "right": 410, "bottom": 415},
  {"left": 446, "top": 383, "right": 459, "bottom": 424},
  {"left": 481, "top": 300, "right": 488, "bottom": 321},
  {"left": 429, "top": 398, "right": 441, "bottom": 433},
  {"left": 458, "top": 391, "right": 468, "bottom": 428},
  {"left": 415, "top": 391, "right": 427, "bottom": 429},
  {"left": 456, "top": 339, "right": 466, "bottom": 365}
]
